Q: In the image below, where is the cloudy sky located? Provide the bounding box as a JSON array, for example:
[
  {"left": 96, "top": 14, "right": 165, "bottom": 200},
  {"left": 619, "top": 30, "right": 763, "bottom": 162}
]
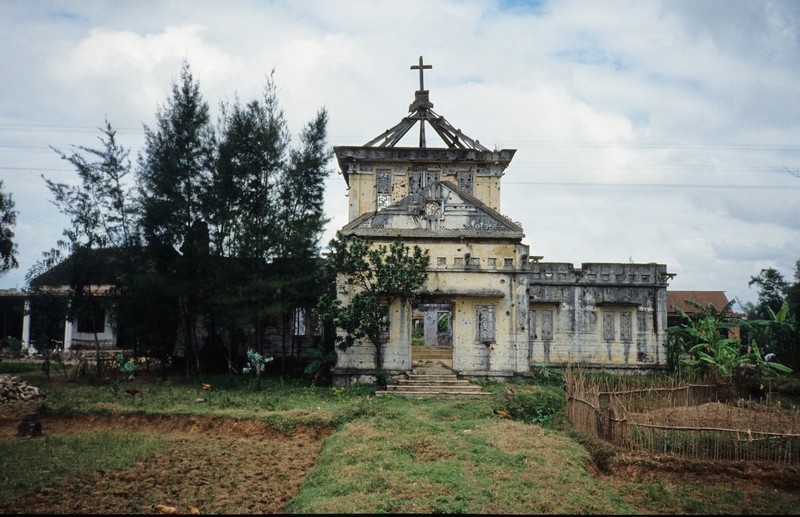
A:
[{"left": 1, "top": 0, "right": 799, "bottom": 309}]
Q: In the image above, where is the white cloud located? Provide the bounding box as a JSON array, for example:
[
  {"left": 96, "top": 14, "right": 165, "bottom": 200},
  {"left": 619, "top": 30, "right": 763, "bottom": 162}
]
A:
[{"left": 1, "top": 0, "right": 799, "bottom": 306}]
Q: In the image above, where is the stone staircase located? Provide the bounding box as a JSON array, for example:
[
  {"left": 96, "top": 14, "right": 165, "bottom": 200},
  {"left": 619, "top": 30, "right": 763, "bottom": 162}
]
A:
[
  {"left": 411, "top": 345, "right": 453, "bottom": 368},
  {"left": 375, "top": 361, "right": 490, "bottom": 399}
]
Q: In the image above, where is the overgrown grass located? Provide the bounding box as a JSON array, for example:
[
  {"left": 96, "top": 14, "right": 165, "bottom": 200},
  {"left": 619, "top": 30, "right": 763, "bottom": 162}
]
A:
[
  {"left": 617, "top": 478, "right": 800, "bottom": 515},
  {"left": 286, "top": 393, "right": 633, "bottom": 514},
  {"left": 0, "top": 432, "right": 166, "bottom": 501},
  {"left": 0, "top": 361, "right": 44, "bottom": 374},
  {"left": 4, "top": 368, "right": 800, "bottom": 514},
  {"left": 30, "top": 371, "right": 375, "bottom": 431}
]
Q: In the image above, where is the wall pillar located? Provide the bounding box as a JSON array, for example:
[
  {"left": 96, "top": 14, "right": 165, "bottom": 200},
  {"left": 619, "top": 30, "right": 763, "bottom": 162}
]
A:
[
  {"left": 64, "top": 317, "right": 73, "bottom": 350},
  {"left": 21, "top": 299, "right": 31, "bottom": 356}
]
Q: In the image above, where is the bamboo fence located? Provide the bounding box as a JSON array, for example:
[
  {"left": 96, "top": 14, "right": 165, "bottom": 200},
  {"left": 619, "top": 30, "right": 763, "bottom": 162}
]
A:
[{"left": 566, "top": 366, "right": 800, "bottom": 464}]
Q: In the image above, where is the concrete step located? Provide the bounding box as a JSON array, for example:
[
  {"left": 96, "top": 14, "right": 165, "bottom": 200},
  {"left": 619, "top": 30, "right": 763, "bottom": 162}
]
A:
[
  {"left": 412, "top": 347, "right": 453, "bottom": 357},
  {"left": 413, "top": 349, "right": 453, "bottom": 355},
  {"left": 385, "top": 386, "right": 485, "bottom": 394},
  {"left": 410, "top": 366, "right": 454, "bottom": 372},
  {"left": 377, "top": 362, "right": 490, "bottom": 399},
  {"left": 397, "top": 379, "right": 474, "bottom": 385},
  {"left": 412, "top": 354, "right": 453, "bottom": 360},
  {"left": 375, "top": 389, "right": 490, "bottom": 398}
]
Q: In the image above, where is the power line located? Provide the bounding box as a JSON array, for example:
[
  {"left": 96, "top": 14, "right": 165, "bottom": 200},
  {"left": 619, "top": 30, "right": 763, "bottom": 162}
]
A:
[
  {"left": 2, "top": 123, "right": 800, "bottom": 152},
  {"left": 504, "top": 181, "right": 800, "bottom": 190},
  {"left": 2, "top": 166, "right": 795, "bottom": 191},
  {"left": 0, "top": 123, "right": 143, "bottom": 134}
]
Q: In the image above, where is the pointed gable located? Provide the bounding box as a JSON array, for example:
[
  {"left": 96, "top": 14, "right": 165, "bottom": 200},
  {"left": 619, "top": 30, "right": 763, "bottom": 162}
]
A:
[{"left": 341, "top": 180, "right": 524, "bottom": 240}]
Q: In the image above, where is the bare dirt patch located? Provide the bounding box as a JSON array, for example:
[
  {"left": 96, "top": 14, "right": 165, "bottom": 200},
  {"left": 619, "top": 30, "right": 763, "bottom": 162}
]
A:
[{"left": 0, "top": 410, "right": 333, "bottom": 514}]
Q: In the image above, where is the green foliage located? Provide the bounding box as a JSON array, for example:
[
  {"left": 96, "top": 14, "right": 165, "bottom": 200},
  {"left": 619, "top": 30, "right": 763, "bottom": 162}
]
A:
[
  {"left": 138, "top": 61, "right": 212, "bottom": 252},
  {"left": 24, "top": 62, "right": 332, "bottom": 379},
  {"left": 0, "top": 336, "right": 23, "bottom": 359},
  {"left": 528, "top": 364, "right": 565, "bottom": 388},
  {"left": 304, "top": 346, "right": 338, "bottom": 384},
  {"left": 667, "top": 299, "right": 741, "bottom": 376},
  {"left": 747, "top": 267, "right": 790, "bottom": 320},
  {"left": 48, "top": 120, "right": 139, "bottom": 250},
  {"left": 375, "top": 370, "right": 394, "bottom": 388},
  {"left": 39, "top": 120, "right": 141, "bottom": 378},
  {"left": 746, "top": 300, "right": 800, "bottom": 372},
  {"left": 242, "top": 348, "right": 274, "bottom": 390},
  {"left": 317, "top": 233, "right": 430, "bottom": 381},
  {"left": 505, "top": 388, "right": 565, "bottom": 425},
  {"left": 437, "top": 313, "right": 449, "bottom": 334},
  {"left": 134, "top": 63, "right": 331, "bottom": 376},
  {"left": 115, "top": 353, "right": 140, "bottom": 380},
  {"left": 667, "top": 299, "right": 792, "bottom": 387},
  {"left": 0, "top": 180, "right": 18, "bottom": 275},
  {"left": 742, "top": 261, "right": 800, "bottom": 372}
]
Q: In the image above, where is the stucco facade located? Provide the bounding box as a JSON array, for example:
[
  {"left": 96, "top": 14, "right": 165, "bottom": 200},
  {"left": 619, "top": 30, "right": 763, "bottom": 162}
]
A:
[{"left": 331, "top": 58, "right": 672, "bottom": 384}]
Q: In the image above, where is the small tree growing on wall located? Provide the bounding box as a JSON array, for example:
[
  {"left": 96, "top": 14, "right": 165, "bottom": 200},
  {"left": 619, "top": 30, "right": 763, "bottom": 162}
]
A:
[{"left": 317, "top": 232, "right": 429, "bottom": 385}]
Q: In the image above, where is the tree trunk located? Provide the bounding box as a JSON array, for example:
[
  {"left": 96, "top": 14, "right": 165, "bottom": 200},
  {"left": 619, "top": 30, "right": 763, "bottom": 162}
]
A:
[{"left": 374, "top": 339, "right": 384, "bottom": 385}]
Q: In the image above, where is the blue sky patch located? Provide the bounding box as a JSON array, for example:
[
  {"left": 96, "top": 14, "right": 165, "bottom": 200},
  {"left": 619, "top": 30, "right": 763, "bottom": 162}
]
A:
[
  {"left": 552, "top": 47, "right": 631, "bottom": 71},
  {"left": 497, "top": 0, "right": 548, "bottom": 15}
]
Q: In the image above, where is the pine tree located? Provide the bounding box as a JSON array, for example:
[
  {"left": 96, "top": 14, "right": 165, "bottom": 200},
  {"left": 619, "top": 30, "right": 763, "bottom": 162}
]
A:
[
  {"left": 278, "top": 108, "right": 332, "bottom": 259},
  {"left": 137, "top": 61, "right": 214, "bottom": 374},
  {"left": 138, "top": 61, "right": 213, "bottom": 251},
  {"left": 37, "top": 121, "right": 140, "bottom": 375},
  {"left": 0, "top": 181, "right": 19, "bottom": 275},
  {"left": 208, "top": 74, "right": 332, "bottom": 377}
]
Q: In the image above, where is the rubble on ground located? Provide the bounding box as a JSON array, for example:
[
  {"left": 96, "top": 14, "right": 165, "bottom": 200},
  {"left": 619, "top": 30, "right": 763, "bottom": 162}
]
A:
[{"left": 0, "top": 374, "right": 46, "bottom": 403}]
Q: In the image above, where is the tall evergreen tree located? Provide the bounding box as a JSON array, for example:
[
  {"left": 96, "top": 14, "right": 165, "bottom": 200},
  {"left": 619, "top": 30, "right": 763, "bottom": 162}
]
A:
[
  {"left": 278, "top": 108, "right": 332, "bottom": 259},
  {"left": 48, "top": 121, "right": 140, "bottom": 250},
  {"left": 137, "top": 61, "right": 214, "bottom": 374},
  {"left": 211, "top": 73, "right": 289, "bottom": 260},
  {"left": 274, "top": 108, "right": 332, "bottom": 374},
  {"left": 37, "top": 120, "right": 139, "bottom": 374},
  {"left": 138, "top": 61, "right": 213, "bottom": 251},
  {"left": 208, "top": 74, "right": 331, "bottom": 376},
  {"left": 0, "top": 181, "right": 19, "bottom": 275}
]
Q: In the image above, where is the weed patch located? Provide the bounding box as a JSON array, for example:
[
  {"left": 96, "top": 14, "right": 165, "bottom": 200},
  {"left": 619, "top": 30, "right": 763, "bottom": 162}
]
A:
[{"left": 0, "top": 432, "right": 166, "bottom": 501}]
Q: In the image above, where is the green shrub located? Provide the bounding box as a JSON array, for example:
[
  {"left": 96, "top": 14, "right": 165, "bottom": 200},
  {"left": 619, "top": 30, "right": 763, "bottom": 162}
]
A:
[
  {"left": 528, "top": 363, "right": 565, "bottom": 387},
  {"left": 0, "top": 336, "right": 23, "bottom": 358},
  {"left": 504, "top": 386, "right": 565, "bottom": 425},
  {"left": 0, "top": 361, "right": 41, "bottom": 374}
]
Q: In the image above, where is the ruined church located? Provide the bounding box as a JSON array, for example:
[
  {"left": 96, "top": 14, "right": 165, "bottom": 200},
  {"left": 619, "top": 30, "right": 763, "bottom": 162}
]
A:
[{"left": 332, "top": 57, "right": 673, "bottom": 384}]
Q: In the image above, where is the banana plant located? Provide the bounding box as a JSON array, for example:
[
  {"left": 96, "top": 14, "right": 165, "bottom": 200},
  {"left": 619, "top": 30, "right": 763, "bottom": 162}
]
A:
[
  {"left": 667, "top": 300, "right": 737, "bottom": 373},
  {"left": 668, "top": 299, "right": 792, "bottom": 379}
]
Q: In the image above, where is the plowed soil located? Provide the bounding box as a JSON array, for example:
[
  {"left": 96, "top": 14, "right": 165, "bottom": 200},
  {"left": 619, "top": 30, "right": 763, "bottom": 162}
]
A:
[
  {"left": 2, "top": 399, "right": 799, "bottom": 514},
  {"left": 0, "top": 406, "right": 333, "bottom": 514}
]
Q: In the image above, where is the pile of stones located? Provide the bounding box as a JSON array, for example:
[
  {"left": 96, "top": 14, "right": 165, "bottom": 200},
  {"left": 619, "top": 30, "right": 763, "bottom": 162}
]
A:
[{"left": 0, "top": 374, "right": 46, "bottom": 403}]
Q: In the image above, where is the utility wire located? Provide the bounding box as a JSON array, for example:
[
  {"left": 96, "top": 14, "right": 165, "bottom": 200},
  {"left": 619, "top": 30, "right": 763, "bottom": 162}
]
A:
[{"left": 504, "top": 181, "right": 800, "bottom": 190}]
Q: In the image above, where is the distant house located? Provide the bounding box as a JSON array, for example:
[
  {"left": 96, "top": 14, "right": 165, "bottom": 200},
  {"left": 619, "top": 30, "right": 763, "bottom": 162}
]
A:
[
  {"left": 666, "top": 290, "right": 743, "bottom": 339},
  {"left": 25, "top": 247, "right": 126, "bottom": 353},
  {"left": 0, "top": 288, "right": 26, "bottom": 349},
  {"left": 13, "top": 247, "right": 330, "bottom": 368}
]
